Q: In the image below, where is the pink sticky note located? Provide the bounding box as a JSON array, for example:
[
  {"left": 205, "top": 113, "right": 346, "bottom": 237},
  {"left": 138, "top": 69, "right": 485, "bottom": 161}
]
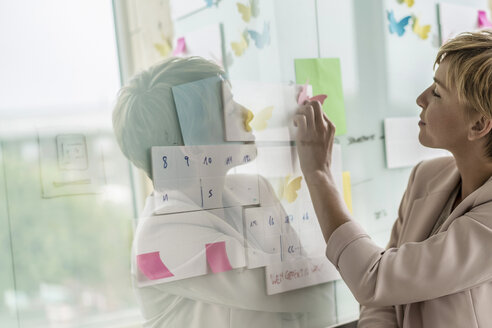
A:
[
  {"left": 478, "top": 10, "right": 492, "bottom": 28},
  {"left": 137, "top": 251, "right": 174, "bottom": 280},
  {"left": 297, "top": 79, "right": 328, "bottom": 105},
  {"left": 173, "top": 37, "right": 187, "bottom": 56},
  {"left": 205, "top": 241, "right": 233, "bottom": 273},
  {"left": 297, "top": 80, "right": 310, "bottom": 105},
  {"left": 310, "top": 94, "right": 328, "bottom": 104}
]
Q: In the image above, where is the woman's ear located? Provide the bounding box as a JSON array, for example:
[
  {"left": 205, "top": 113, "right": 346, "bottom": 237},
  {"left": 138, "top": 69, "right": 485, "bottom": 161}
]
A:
[{"left": 468, "top": 116, "right": 492, "bottom": 141}]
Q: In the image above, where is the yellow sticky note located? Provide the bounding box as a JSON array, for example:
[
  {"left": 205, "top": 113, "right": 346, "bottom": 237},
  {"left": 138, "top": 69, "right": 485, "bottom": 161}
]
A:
[{"left": 342, "top": 171, "right": 353, "bottom": 214}]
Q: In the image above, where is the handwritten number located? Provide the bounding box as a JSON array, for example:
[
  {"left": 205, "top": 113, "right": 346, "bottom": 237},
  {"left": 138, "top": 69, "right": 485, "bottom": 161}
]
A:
[
  {"left": 162, "top": 156, "right": 168, "bottom": 169},
  {"left": 184, "top": 155, "right": 190, "bottom": 166},
  {"left": 203, "top": 156, "right": 212, "bottom": 165}
]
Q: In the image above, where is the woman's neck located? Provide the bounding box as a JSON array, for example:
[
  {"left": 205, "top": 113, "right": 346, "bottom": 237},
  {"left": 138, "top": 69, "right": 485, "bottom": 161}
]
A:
[{"left": 453, "top": 148, "right": 492, "bottom": 201}]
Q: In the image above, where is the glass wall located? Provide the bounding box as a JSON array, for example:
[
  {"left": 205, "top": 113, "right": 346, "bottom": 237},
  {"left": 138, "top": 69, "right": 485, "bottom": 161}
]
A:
[{"left": 0, "top": 1, "right": 141, "bottom": 326}]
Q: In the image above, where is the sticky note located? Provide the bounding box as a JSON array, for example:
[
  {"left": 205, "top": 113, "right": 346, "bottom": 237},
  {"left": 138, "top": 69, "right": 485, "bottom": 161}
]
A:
[
  {"left": 295, "top": 58, "right": 347, "bottom": 135},
  {"left": 172, "top": 37, "right": 187, "bottom": 56},
  {"left": 172, "top": 76, "right": 228, "bottom": 145},
  {"left": 205, "top": 241, "right": 233, "bottom": 273},
  {"left": 384, "top": 117, "right": 450, "bottom": 168},
  {"left": 478, "top": 10, "right": 492, "bottom": 28},
  {"left": 265, "top": 256, "right": 340, "bottom": 295},
  {"left": 342, "top": 171, "right": 353, "bottom": 214},
  {"left": 297, "top": 80, "right": 327, "bottom": 105},
  {"left": 137, "top": 251, "right": 174, "bottom": 280},
  {"left": 439, "top": 3, "right": 489, "bottom": 45}
]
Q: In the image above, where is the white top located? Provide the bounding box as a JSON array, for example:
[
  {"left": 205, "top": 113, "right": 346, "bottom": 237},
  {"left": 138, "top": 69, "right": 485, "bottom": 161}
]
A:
[{"left": 131, "top": 175, "right": 337, "bottom": 328}]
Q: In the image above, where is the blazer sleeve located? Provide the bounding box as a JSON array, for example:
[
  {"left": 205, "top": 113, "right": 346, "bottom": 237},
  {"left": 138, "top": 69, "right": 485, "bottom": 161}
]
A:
[
  {"left": 327, "top": 215, "right": 492, "bottom": 307},
  {"left": 357, "top": 164, "right": 420, "bottom": 327},
  {"left": 325, "top": 160, "right": 492, "bottom": 307}
]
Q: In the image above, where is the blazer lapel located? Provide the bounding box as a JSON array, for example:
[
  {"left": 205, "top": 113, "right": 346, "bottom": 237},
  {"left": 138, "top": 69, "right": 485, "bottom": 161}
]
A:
[
  {"left": 440, "top": 175, "right": 492, "bottom": 232},
  {"left": 400, "top": 191, "right": 451, "bottom": 243},
  {"left": 399, "top": 163, "right": 461, "bottom": 244}
]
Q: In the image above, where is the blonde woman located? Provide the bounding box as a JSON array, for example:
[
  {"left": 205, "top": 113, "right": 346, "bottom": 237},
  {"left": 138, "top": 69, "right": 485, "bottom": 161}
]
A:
[{"left": 294, "top": 30, "right": 492, "bottom": 327}]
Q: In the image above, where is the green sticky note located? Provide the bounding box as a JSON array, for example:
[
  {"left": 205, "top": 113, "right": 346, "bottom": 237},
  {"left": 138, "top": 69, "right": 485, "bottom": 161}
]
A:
[{"left": 294, "top": 58, "right": 347, "bottom": 135}]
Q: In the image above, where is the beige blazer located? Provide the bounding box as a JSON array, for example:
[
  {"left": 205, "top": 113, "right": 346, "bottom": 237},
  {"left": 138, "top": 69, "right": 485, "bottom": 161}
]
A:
[{"left": 326, "top": 156, "right": 492, "bottom": 328}]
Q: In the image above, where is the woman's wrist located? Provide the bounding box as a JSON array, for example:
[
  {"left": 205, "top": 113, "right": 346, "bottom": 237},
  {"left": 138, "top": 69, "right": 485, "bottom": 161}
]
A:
[{"left": 304, "top": 169, "right": 335, "bottom": 186}]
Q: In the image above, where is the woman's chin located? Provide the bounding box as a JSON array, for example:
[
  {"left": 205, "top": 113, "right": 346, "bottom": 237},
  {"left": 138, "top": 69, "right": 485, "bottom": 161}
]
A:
[{"left": 418, "top": 133, "right": 431, "bottom": 148}]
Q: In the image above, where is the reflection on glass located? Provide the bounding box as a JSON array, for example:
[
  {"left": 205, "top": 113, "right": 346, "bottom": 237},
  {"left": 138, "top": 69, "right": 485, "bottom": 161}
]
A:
[
  {"left": 0, "top": 1, "right": 138, "bottom": 326},
  {"left": 113, "top": 56, "right": 339, "bottom": 327}
]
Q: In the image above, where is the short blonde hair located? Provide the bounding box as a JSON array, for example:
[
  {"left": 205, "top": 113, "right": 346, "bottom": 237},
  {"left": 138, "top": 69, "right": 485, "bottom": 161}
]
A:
[{"left": 435, "top": 30, "right": 492, "bottom": 156}]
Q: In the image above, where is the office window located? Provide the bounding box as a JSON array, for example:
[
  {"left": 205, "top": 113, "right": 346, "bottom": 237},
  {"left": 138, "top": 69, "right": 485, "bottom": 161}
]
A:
[{"left": 0, "top": 1, "right": 140, "bottom": 327}]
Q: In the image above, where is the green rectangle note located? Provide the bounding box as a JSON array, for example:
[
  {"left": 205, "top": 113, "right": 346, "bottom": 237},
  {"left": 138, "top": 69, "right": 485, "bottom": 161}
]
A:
[{"left": 294, "top": 58, "right": 347, "bottom": 135}]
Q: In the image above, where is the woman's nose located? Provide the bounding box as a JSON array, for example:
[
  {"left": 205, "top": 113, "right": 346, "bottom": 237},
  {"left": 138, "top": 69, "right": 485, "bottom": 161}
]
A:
[{"left": 416, "top": 87, "right": 429, "bottom": 109}]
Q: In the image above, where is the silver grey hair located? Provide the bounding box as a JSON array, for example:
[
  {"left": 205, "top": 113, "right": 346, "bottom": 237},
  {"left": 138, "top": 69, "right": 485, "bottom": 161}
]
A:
[{"left": 112, "top": 56, "right": 225, "bottom": 178}]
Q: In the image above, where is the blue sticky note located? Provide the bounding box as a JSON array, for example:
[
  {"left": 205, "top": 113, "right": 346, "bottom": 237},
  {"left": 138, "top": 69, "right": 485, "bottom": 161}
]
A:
[{"left": 172, "top": 76, "right": 227, "bottom": 145}]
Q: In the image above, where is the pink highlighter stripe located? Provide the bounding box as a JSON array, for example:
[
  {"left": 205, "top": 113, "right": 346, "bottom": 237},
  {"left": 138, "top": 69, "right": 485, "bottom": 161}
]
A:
[
  {"left": 205, "top": 241, "right": 233, "bottom": 273},
  {"left": 137, "top": 251, "right": 174, "bottom": 280}
]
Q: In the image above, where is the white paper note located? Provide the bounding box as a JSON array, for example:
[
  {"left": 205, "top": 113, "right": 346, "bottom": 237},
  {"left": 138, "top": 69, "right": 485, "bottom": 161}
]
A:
[
  {"left": 265, "top": 256, "right": 340, "bottom": 295},
  {"left": 384, "top": 117, "right": 451, "bottom": 169},
  {"left": 438, "top": 3, "right": 491, "bottom": 44}
]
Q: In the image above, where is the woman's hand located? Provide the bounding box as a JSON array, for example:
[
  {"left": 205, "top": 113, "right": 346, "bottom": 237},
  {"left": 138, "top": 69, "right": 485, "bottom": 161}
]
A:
[
  {"left": 293, "top": 100, "right": 336, "bottom": 182},
  {"left": 294, "top": 100, "right": 351, "bottom": 242}
]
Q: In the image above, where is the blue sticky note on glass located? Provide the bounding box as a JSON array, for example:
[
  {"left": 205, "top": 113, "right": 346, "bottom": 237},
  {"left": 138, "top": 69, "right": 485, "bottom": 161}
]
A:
[{"left": 172, "top": 76, "right": 228, "bottom": 146}]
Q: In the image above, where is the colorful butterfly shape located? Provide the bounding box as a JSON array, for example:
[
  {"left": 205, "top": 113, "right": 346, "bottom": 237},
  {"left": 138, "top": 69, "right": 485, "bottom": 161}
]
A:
[
  {"left": 236, "top": 0, "right": 260, "bottom": 23},
  {"left": 231, "top": 30, "right": 250, "bottom": 56},
  {"left": 154, "top": 33, "right": 172, "bottom": 57},
  {"left": 412, "top": 16, "right": 431, "bottom": 40},
  {"left": 247, "top": 22, "right": 270, "bottom": 49},
  {"left": 278, "top": 175, "right": 303, "bottom": 203},
  {"left": 243, "top": 107, "right": 255, "bottom": 132},
  {"left": 396, "top": 0, "right": 414, "bottom": 7},
  {"left": 387, "top": 10, "right": 411, "bottom": 37},
  {"left": 249, "top": 106, "right": 274, "bottom": 131},
  {"left": 297, "top": 80, "right": 328, "bottom": 105}
]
